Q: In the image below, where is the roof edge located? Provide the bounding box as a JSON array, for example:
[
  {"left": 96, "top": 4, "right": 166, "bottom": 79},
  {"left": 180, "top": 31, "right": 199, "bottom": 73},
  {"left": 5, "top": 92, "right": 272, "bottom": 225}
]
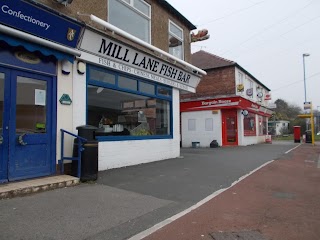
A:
[{"left": 158, "top": 0, "right": 197, "bottom": 30}]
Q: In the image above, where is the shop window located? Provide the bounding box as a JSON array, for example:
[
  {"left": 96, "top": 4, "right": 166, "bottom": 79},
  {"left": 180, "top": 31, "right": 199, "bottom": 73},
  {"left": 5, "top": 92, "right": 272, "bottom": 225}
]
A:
[
  {"left": 188, "top": 119, "right": 196, "bottom": 131},
  {"left": 238, "top": 72, "right": 244, "bottom": 84},
  {"left": 87, "top": 66, "right": 172, "bottom": 139},
  {"left": 109, "top": 0, "right": 151, "bottom": 43},
  {"left": 205, "top": 118, "right": 213, "bottom": 131},
  {"left": 169, "top": 20, "right": 184, "bottom": 60},
  {"left": 244, "top": 112, "right": 256, "bottom": 136},
  {"left": 258, "top": 116, "right": 267, "bottom": 135}
]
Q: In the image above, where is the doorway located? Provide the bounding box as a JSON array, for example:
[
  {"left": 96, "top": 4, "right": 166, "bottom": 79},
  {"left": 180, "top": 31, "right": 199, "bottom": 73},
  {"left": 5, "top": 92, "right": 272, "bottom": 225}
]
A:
[
  {"left": 0, "top": 67, "right": 56, "bottom": 182},
  {"left": 222, "top": 110, "right": 238, "bottom": 146}
]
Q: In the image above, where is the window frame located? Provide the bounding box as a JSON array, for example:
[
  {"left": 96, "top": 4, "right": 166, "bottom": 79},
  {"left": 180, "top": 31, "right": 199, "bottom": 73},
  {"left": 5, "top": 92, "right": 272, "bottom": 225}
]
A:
[
  {"left": 168, "top": 20, "right": 184, "bottom": 60},
  {"left": 108, "top": 0, "right": 151, "bottom": 43},
  {"left": 86, "top": 65, "right": 173, "bottom": 141}
]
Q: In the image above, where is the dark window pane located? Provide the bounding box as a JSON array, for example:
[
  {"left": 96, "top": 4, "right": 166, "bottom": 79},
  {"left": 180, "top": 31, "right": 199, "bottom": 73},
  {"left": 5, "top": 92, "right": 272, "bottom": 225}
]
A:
[
  {"left": 158, "top": 87, "right": 172, "bottom": 97},
  {"left": 118, "top": 76, "right": 137, "bottom": 91},
  {"left": 87, "top": 85, "right": 171, "bottom": 136},
  {"left": 90, "top": 68, "right": 116, "bottom": 85},
  {"left": 109, "top": 0, "right": 150, "bottom": 43},
  {"left": 140, "top": 82, "right": 155, "bottom": 95}
]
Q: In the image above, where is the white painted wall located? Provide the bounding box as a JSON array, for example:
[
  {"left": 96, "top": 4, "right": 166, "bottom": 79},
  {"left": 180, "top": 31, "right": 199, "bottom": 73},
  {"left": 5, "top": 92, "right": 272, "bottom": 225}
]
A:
[
  {"left": 72, "top": 60, "right": 87, "bottom": 131},
  {"left": 181, "top": 110, "right": 222, "bottom": 147},
  {"left": 235, "top": 68, "right": 270, "bottom": 107},
  {"left": 56, "top": 60, "right": 75, "bottom": 163}
]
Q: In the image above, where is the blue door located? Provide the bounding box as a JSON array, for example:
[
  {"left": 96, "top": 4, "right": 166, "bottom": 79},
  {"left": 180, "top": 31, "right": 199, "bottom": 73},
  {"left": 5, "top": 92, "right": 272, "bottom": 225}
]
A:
[{"left": 0, "top": 67, "right": 56, "bottom": 182}]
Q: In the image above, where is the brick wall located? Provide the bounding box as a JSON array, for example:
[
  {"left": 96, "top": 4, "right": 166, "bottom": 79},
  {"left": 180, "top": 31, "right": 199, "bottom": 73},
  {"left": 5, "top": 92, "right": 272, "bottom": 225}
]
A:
[
  {"left": 36, "top": 0, "right": 192, "bottom": 63},
  {"left": 181, "top": 66, "right": 236, "bottom": 100}
]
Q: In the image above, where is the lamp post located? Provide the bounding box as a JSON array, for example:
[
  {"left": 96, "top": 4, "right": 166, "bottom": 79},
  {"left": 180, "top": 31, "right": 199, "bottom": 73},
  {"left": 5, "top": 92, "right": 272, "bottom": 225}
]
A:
[
  {"left": 302, "top": 53, "right": 310, "bottom": 131},
  {"left": 317, "top": 106, "right": 320, "bottom": 134},
  {"left": 302, "top": 53, "right": 310, "bottom": 103}
]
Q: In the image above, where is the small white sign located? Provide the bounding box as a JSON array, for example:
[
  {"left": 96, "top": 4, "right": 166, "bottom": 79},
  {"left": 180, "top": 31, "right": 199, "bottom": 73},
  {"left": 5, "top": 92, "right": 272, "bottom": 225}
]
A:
[
  {"left": 304, "top": 102, "right": 311, "bottom": 110},
  {"left": 35, "top": 89, "right": 46, "bottom": 106},
  {"left": 268, "top": 103, "right": 277, "bottom": 109}
]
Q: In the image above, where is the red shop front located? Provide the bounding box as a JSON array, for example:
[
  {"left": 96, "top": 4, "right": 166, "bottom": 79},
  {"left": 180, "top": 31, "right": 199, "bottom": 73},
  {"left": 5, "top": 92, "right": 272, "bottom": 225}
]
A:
[{"left": 180, "top": 96, "right": 273, "bottom": 147}]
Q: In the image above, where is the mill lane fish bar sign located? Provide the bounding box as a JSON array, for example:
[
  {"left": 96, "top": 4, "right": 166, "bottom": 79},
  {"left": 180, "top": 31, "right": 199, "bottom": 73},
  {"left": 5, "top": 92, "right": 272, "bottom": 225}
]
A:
[{"left": 79, "top": 30, "right": 200, "bottom": 92}]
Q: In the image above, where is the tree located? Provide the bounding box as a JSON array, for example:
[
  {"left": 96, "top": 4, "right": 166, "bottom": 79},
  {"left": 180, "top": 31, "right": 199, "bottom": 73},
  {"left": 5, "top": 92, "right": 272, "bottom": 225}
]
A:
[
  {"left": 273, "top": 99, "right": 302, "bottom": 121},
  {"left": 270, "top": 99, "right": 304, "bottom": 134}
]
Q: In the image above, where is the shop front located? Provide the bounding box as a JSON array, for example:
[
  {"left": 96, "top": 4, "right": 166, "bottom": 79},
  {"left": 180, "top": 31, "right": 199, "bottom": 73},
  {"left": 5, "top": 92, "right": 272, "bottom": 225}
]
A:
[
  {"left": 0, "top": 0, "right": 82, "bottom": 183},
  {"left": 74, "top": 28, "right": 202, "bottom": 170},
  {"left": 180, "top": 96, "right": 272, "bottom": 147}
]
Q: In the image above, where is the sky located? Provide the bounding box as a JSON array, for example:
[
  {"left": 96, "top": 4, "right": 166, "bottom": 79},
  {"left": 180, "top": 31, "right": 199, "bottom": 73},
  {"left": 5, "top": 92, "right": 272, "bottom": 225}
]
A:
[{"left": 167, "top": 0, "right": 320, "bottom": 110}]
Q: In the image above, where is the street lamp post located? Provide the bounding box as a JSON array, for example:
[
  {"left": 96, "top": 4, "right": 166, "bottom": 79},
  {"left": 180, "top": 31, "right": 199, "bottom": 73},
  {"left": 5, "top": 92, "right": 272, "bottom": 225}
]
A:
[
  {"left": 317, "top": 106, "right": 320, "bottom": 134},
  {"left": 303, "top": 53, "right": 310, "bottom": 103},
  {"left": 302, "top": 53, "right": 310, "bottom": 131}
]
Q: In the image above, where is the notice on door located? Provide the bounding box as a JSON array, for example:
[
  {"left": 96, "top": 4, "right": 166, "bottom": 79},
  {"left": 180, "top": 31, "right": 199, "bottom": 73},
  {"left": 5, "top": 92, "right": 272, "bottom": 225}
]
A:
[{"left": 35, "top": 89, "right": 46, "bottom": 106}]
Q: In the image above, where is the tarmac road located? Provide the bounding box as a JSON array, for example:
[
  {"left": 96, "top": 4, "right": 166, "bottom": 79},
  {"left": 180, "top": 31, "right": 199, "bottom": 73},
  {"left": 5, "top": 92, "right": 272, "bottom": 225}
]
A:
[{"left": 0, "top": 142, "right": 298, "bottom": 240}]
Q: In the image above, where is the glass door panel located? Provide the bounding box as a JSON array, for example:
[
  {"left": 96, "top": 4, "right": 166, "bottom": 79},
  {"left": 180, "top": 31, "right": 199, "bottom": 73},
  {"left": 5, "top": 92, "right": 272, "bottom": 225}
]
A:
[{"left": 16, "top": 77, "right": 47, "bottom": 134}]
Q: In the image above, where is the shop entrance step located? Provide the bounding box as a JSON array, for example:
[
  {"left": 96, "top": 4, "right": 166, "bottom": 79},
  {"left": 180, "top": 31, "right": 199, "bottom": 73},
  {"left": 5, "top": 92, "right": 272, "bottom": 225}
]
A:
[{"left": 0, "top": 175, "right": 79, "bottom": 199}]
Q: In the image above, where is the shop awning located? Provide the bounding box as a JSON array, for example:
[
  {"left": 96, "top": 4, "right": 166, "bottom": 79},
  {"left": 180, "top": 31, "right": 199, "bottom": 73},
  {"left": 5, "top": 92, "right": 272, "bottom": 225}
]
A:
[{"left": 0, "top": 24, "right": 81, "bottom": 63}]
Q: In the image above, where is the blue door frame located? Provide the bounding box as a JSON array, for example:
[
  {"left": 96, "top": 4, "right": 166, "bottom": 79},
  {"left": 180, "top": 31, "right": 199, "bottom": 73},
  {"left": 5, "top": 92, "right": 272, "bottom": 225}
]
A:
[{"left": 0, "top": 66, "right": 57, "bottom": 183}]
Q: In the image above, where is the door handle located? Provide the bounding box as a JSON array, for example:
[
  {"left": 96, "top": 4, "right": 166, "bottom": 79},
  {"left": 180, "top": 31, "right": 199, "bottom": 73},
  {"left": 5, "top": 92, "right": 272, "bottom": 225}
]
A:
[
  {"left": 18, "top": 133, "right": 27, "bottom": 146},
  {"left": 0, "top": 135, "right": 3, "bottom": 145}
]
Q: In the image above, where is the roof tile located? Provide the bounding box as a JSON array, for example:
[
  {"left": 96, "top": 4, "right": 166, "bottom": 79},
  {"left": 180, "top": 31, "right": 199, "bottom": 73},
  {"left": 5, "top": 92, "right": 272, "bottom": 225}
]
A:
[{"left": 191, "top": 50, "right": 235, "bottom": 69}]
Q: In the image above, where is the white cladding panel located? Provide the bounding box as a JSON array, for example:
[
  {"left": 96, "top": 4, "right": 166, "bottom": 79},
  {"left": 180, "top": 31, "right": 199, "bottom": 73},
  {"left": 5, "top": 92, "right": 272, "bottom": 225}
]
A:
[{"left": 181, "top": 110, "right": 222, "bottom": 147}]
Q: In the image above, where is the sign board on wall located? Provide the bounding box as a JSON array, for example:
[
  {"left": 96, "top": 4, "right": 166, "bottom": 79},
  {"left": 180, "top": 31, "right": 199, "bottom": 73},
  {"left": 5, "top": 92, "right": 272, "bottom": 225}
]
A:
[
  {"left": 181, "top": 96, "right": 273, "bottom": 116},
  {"left": 0, "top": 0, "right": 82, "bottom": 48},
  {"left": 79, "top": 30, "right": 201, "bottom": 92}
]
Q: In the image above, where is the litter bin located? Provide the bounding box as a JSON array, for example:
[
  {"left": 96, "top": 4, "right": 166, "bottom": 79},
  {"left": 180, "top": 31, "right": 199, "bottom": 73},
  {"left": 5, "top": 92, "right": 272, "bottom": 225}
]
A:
[
  {"left": 72, "top": 125, "right": 98, "bottom": 181},
  {"left": 305, "top": 130, "right": 312, "bottom": 143}
]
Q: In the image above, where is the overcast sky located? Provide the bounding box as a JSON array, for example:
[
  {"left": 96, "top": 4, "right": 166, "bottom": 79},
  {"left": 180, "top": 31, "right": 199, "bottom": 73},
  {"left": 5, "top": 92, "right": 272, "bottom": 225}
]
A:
[{"left": 167, "top": 0, "right": 320, "bottom": 110}]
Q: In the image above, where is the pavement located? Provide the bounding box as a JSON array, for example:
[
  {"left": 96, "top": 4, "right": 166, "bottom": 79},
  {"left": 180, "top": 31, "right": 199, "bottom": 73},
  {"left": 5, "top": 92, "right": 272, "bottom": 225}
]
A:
[
  {"left": 0, "top": 141, "right": 319, "bottom": 240},
  {"left": 139, "top": 143, "right": 320, "bottom": 240}
]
